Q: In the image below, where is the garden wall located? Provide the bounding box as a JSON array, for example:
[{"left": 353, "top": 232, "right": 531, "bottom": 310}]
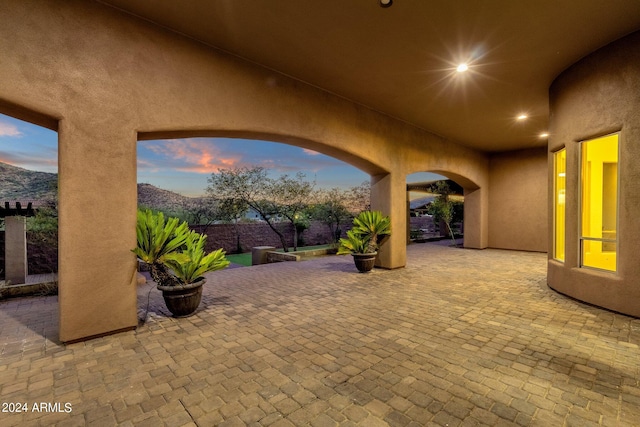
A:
[
  {"left": 0, "top": 221, "right": 342, "bottom": 277},
  {"left": 0, "top": 231, "right": 59, "bottom": 279},
  {"left": 409, "top": 216, "right": 437, "bottom": 234},
  {"left": 192, "top": 220, "right": 344, "bottom": 254}
]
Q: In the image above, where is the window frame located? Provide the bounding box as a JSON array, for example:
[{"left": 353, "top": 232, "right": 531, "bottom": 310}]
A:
[
  {"left": 553, "top": 148, "right": 566, "bottom": 262},
  {"left": 578, "top": 132, "right": 620, "bottom": 273}
]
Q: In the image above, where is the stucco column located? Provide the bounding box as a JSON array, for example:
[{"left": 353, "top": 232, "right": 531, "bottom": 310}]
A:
[
  {"left": 58, "top": 118, "right": 138, "bottom": 342},
  {"left": 5, "top": 216, "right": 27, "bottom": 285},
  {"left": 371, "top": 172, "right": 406, "bottom": 269},
  {"left": 463, "top": 187, "right": 488, "bottom": 249}
]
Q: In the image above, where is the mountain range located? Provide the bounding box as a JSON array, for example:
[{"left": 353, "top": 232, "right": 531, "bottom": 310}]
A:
[
  {"left": 0, "top": 161, "right": 201, "bottom": 212},
  {"left": 0, "top": 161, "right": 57, "bottom": 201}
]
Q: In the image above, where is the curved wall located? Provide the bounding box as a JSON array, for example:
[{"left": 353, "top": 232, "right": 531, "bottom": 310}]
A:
[
  {"left": 0, "top": 0, "right": 490, "bottom": 341},
  {"left": 548, "top": 30, "right": 640, "bottom": 317}
]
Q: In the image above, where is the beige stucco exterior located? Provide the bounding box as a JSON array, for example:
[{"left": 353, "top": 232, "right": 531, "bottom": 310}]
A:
[
  {"left": 0, "top": 0, "right": 550, "bottom": 341},
  {"left": 488, "top": 148, "right": 548, "bottom": 252},
  {"left": 548, "top": 31, "right": 640, "bottom": 317}
]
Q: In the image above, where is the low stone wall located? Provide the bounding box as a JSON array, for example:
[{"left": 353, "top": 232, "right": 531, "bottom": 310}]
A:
[
  {"left": 266, "top": 251, "right": 300, "bottom": 263},
  {"left": 0, "top": 280, "right": 58, "bottom": 299},
  {"left": 264, "top": 247, "right": 337, "bottom": 264}
]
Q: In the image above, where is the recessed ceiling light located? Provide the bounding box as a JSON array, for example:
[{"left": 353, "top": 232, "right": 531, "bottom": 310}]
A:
[
  {"left": 539, "top": 132, "right": 549, "bottom": 138},
  {"left": 517, "top": 114, "right": 528, "bottom": 121},
  {"left": 379, "top": 0, "right": 393, "bottom": 7},
  {"left": 456, "top": 63, "right": 469, "bottom": 73}
]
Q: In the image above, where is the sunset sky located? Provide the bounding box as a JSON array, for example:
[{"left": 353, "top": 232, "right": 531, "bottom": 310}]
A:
[{"left": 1, "top": 113, "right": 443, "bottom": 197}]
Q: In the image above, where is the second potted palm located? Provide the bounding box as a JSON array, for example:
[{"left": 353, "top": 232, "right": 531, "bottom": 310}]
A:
[{"left": 338, "top": 210, "right": 391, "bottom": 272}]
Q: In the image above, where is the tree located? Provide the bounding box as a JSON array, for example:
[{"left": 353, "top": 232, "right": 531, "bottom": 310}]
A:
[
  {"left": 182, "top": 198, "right": 218, "bottom": 228},
  {"left": 311, "top": 187, "right": 352, "bottom": 243},
  {"left": 138, "top": 204, "right": 192, "bottom": 226},
  {"left": 346, "top": 181, "right": 371, "bottom": 214},
  {"left": 428, "top": 180, "right": 458, "bottom": 245},
  {"left": 269, "top": 172, "right": 315, "bottom": 251},
  {"left": 207, "top": 167, "right": 289, "bottom": 251},
  {"left": 214, "top": 197, "right": 249, "bottom": 254},
  {"left": 293, "top": 212, "right": 311, "bottom": 247}
]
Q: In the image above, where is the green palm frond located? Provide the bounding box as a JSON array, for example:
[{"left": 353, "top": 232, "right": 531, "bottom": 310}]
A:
[
  {"left": 337, "top": 229, "right": 370, "bottom": 254},
  {"left": 352, "top": 210, "right": 391, "bottom": 237},
  {"left": 163, "top": 231, "right": 230, "bottom": 284},
  {"left": 132, "top": 209, "right": 191, "bottom": 265},
  {"left": 349, "top": 210, "right": 391, "bottom": 253},
  {"left": 133, "top": 209, "right": 230, "bottom": 285}
]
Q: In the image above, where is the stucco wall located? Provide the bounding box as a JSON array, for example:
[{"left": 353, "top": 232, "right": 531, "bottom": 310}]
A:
[
  {"left": 488, "top": 148, "right": 548, "bottom": 252},
  {"left": 0, "top": 0, "right": 493, "bottom": 341},
  {"left": 548, "top": 30, "right": 640, "bottom": 317}
]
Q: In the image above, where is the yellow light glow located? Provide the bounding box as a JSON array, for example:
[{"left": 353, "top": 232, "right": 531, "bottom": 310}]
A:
[
  {"left": 456, "top": 63, "right": 468, "bottom": 73},
  {"left": 517, "top": 114, "right": 528, "bottom": 121},
  {"left": 581, "top": 134, "right": 618, "bottom": 271},
  {"left": 540, "top": 132, "right": 549, "bottom": 138},
  {"left": 554, "top": 149, "right": 566, "bottom": 262}
]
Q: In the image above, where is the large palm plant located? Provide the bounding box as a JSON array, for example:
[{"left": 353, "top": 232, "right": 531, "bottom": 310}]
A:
[
  {"left": 133, "top": 209, "right": 229, "bottom": 286},
  {"left": 338, "top": 210, "right": 391, "bottom": 254}
]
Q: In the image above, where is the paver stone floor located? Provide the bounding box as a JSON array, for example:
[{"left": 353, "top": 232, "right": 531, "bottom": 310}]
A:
[{"left": 1, "top": 243, "right": 639, "bottom": 426}]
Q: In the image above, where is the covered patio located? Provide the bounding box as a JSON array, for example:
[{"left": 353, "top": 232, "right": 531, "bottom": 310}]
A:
[{"left": 1, "top": 244, "right": 638, "bottom": 426}]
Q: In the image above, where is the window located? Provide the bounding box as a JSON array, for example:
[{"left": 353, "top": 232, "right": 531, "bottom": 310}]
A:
[
  {"left": 580, "top": 134, "right": 619, "bottom": 272},
  {"left": 553, "top": 149, "right": 566, "bottom": 261}
]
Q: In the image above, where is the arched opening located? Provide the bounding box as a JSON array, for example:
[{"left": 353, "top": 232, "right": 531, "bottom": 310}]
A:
[
  {"left": 406, "top": 170, "right": 482, "bottom": 249},
  {"left": 137, "top": 136, "right": 371, "bottom": 199},
  {"left": 406, "top": 172, "right": 462, "bottom": 244},
  {"left": 138, "top": 130, "right": 388, "bottom": 178},
  {"left": 135, "top": 133, "right": 388, "bottom": 317},
  {"left": 136, "top": 133, "right": 374, "bottom": 257},
  {"left": 406, "top": 171, "right": 465, "bottom": 245},
  {"left": 0, "top": 109, "right": 58, "bottom": 336}
]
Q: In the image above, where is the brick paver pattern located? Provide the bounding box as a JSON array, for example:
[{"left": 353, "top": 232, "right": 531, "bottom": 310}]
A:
[{"left": 1, "top": 244, "right": 639, "bottom": 426}]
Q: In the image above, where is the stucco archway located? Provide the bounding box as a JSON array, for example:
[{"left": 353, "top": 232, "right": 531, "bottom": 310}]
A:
[
  {"left": 406, "top": 171, "right": 477, "bottom": 247},
  {"left": 1, "top": 0, "right": 490, "bottom": 341},
  {"left": 404, "top": 167, "right": 488, "bottom": 251},
  {"left": 137, "top": 131, "right": 408, "bottom": 270}
]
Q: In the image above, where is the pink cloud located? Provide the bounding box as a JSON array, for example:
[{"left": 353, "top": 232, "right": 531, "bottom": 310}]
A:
[
  {"left": 0, "top": 122, "right": 22, "bottom": 137},
  {"left": 302, "top": 148, "right": 320, "bottom": 156},
  {"left": 144, "top": 139, "right": 244, "bottom": 174}
]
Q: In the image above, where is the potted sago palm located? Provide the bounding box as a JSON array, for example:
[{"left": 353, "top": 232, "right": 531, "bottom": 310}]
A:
[
  {"left": 133, "top": 209, "right": 229, "bottom": 317},
  {"left": 338, "top": 210, "right": 391, "bottom": 272}
]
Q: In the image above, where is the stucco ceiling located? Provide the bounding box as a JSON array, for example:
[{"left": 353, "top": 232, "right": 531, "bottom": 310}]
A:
[{"left": 99, "top": 0, "right": 640, "bottom": 153}]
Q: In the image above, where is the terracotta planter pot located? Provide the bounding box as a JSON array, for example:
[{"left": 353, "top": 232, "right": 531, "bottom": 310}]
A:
[
  {"left": 157, "top": 278, "right": 205, "bottom": 317},
  {"left": 352, "top": 253, "right": 377, "bottom": 273}
]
